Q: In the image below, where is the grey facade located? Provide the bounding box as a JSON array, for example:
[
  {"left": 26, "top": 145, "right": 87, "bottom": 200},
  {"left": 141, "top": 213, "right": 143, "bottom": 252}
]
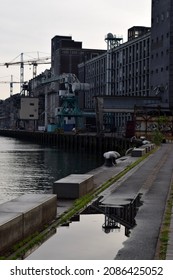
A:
[
  {"left": 77, "top": 0, "right": 173, "bottom": 132},
  {"left": 150, "top": 0, "right": 173, "bottom": 107},
  {"left": 28, "top": 36, "right": 106, "bottom": 129},
  {"left": 79, "top": 30, "right": 151, "bottom": 107},
  {"left": 51, "top": 35, "right": 106, "bottom": 77},
  {"left": 78, "top": 30, "right": 152, "bottom": 131}
]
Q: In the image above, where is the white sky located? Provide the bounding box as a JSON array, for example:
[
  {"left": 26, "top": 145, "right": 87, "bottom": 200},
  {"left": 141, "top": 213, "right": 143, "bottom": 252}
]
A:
[{"left": 0, "top": 0, "right": 151, "bottom": 99}]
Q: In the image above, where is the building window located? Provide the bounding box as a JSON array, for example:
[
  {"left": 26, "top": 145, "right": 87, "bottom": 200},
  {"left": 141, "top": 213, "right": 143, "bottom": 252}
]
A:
[{"left": 161, "top": 13, "right": 164, "bottom": 21}]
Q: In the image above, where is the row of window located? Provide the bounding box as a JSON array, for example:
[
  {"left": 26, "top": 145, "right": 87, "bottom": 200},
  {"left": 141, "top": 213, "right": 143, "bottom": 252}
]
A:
[
  {"left": 151, "top": 33, "right": 169, "bottom": 45},
  {"left": 151, "top": 66, "right": 169, "bottom": 74},
  {"left": 152, "top": 10, "right": 169, "bottom": 25},
  {"left": 84, "top": 37, "right": 150, "bottom": 77},
  {"left": 151, "top": 49, "right": 169, "bottom": 59}
]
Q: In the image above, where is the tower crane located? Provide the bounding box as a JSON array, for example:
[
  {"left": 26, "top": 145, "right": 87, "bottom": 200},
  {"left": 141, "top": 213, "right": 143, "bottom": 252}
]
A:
[
  {"left": 0, "top": 53, "right": 51, "bottom": 92},
  {"left": 0, "top": 75, "right": 25, "bottom": 96}
]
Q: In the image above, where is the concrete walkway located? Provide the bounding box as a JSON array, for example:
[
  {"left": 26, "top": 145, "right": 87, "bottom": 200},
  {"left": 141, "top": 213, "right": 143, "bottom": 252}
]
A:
[
  {"left": 88, "top": 144, "right": 173, "bottom": 259},
  {"left": 98, "top": 143, "right": 173, "bottom": 260},
  {"left": 51, "top": 144, "right": 173, "bottom": 259}
]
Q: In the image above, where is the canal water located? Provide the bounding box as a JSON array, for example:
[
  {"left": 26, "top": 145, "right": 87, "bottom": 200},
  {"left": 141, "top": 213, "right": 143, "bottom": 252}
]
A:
[
  {"left": 0, "top": 136, "right": 141, "bottom": 259},
  {"left": 0, "top": 136, "right": 103, "bottom": 204}
]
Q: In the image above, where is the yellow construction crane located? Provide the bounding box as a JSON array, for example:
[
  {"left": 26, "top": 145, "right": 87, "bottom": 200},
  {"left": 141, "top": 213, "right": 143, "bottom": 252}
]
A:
[{"left": 0, "top": 52, "right": 51, "bottom": 92}]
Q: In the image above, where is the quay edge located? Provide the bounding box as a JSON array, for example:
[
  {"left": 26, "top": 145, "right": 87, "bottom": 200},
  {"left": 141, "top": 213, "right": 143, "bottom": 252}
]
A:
[{"left": 0, "top": 129, "right": 134, "bottom": 154}]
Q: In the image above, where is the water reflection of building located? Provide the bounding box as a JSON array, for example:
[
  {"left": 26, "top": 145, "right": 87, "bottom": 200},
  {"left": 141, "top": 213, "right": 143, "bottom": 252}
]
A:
[
  {"left": 102, "top": 216, "right": 121, "bottom": 234},
  {"left": 61, "top": 194, "right": 142, "bottom": 238},
  {"left": 81, "top": 194, "right": 142, "bottom": 237}
]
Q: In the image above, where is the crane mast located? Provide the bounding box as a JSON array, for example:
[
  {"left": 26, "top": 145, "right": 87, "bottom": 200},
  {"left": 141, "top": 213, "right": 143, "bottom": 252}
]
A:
[
  {"left": 0, "top": 52, "right": 51, "bottom": 95},
  {"left": 0, "top": 75, "right": 23, "bottom": 96},
  {"left": 20, "top": 53, "right": 24, "bottom": 92}
]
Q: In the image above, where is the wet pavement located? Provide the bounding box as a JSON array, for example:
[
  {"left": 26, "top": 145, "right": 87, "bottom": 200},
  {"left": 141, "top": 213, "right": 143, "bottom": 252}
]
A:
[
  {"left": 111, "top": 144, "right": 173, "bottom": 260},
  {"left": 89, "top": 143, "right": 173, "bottom": 259},
  {"left": 56, "top": 155, "right": 140, "bottom": 217}
]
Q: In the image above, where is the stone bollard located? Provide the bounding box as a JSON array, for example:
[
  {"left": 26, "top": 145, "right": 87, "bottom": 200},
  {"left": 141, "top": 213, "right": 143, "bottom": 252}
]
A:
[{"left": 103, "top": 151, "right": 120, "bottom": 167}]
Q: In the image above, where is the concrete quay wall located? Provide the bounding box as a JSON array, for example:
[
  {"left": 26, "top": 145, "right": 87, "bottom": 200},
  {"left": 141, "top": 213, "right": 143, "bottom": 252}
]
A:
[
  {"left": 0, "top": 194, "right": 57, "bottom": 254},
  {"left": 0, "top": 129, "right": 131, "bottom": 154},
  {"left": 0, "top": 213, "right": 23, "bottom": 254}
]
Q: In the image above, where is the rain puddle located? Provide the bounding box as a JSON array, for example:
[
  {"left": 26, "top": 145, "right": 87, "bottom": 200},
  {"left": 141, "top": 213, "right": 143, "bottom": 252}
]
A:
[{"left": 26, "top": 194, "right": 142, "bottom": 260}]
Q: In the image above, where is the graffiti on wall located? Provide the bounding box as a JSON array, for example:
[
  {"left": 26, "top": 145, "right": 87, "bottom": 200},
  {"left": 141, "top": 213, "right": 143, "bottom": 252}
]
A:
[{"left": 135, "top": 116, "right": 173, "bottom": 136}]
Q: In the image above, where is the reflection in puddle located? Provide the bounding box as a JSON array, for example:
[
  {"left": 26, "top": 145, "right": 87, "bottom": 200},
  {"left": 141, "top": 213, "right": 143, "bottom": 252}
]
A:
[
  {"left": 27, "top": 194, "right": 142, "bottom": 260},
  {"left": 82, "top": 193, "right": 143, "bottom": 237}
]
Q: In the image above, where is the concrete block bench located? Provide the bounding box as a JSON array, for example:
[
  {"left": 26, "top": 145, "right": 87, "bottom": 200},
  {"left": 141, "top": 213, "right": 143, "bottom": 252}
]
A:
[
  {"left": 0, "top": 194, "right": 57, "bottom": 253},
  {"left": 131, "top": 148, "right": 146, "bottom": 157},
  {"left": 53, "top": 174, "right": 94, "bottom": 199}
]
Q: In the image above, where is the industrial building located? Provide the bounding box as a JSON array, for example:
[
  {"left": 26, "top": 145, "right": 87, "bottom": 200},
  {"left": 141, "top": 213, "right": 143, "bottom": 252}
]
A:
[
  {"left": 1, "top": 0, "right": 173, "bottom": 137},
  {"left": 51, "top": 35, "right": 105, "bottom": 77},
  {"left": 26, "top": 36, "right": 106, "bottom": 131},
  {"left": 150, "top": 0, "right": 172, "bottom": 107},
  {"left": 77, "top": 0, "right": 173, "bottom": 136},
  {"left": 78, "top": 27, "right": 152, "bottom": 133}
]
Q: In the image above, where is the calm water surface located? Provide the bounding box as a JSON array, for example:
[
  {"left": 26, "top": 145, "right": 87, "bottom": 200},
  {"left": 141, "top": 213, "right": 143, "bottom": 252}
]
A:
[
  {"left": 27, "top": 213, "right": 127, "bottom": 260},
  {"left": 0, "top": 136, "right": 103, "bottom": 204}
]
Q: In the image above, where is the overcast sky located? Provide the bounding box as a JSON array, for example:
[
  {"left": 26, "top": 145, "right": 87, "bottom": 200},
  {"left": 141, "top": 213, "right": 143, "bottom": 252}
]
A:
[{"left": 0, "top": 0, "right": 151, "bottom": 99}]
